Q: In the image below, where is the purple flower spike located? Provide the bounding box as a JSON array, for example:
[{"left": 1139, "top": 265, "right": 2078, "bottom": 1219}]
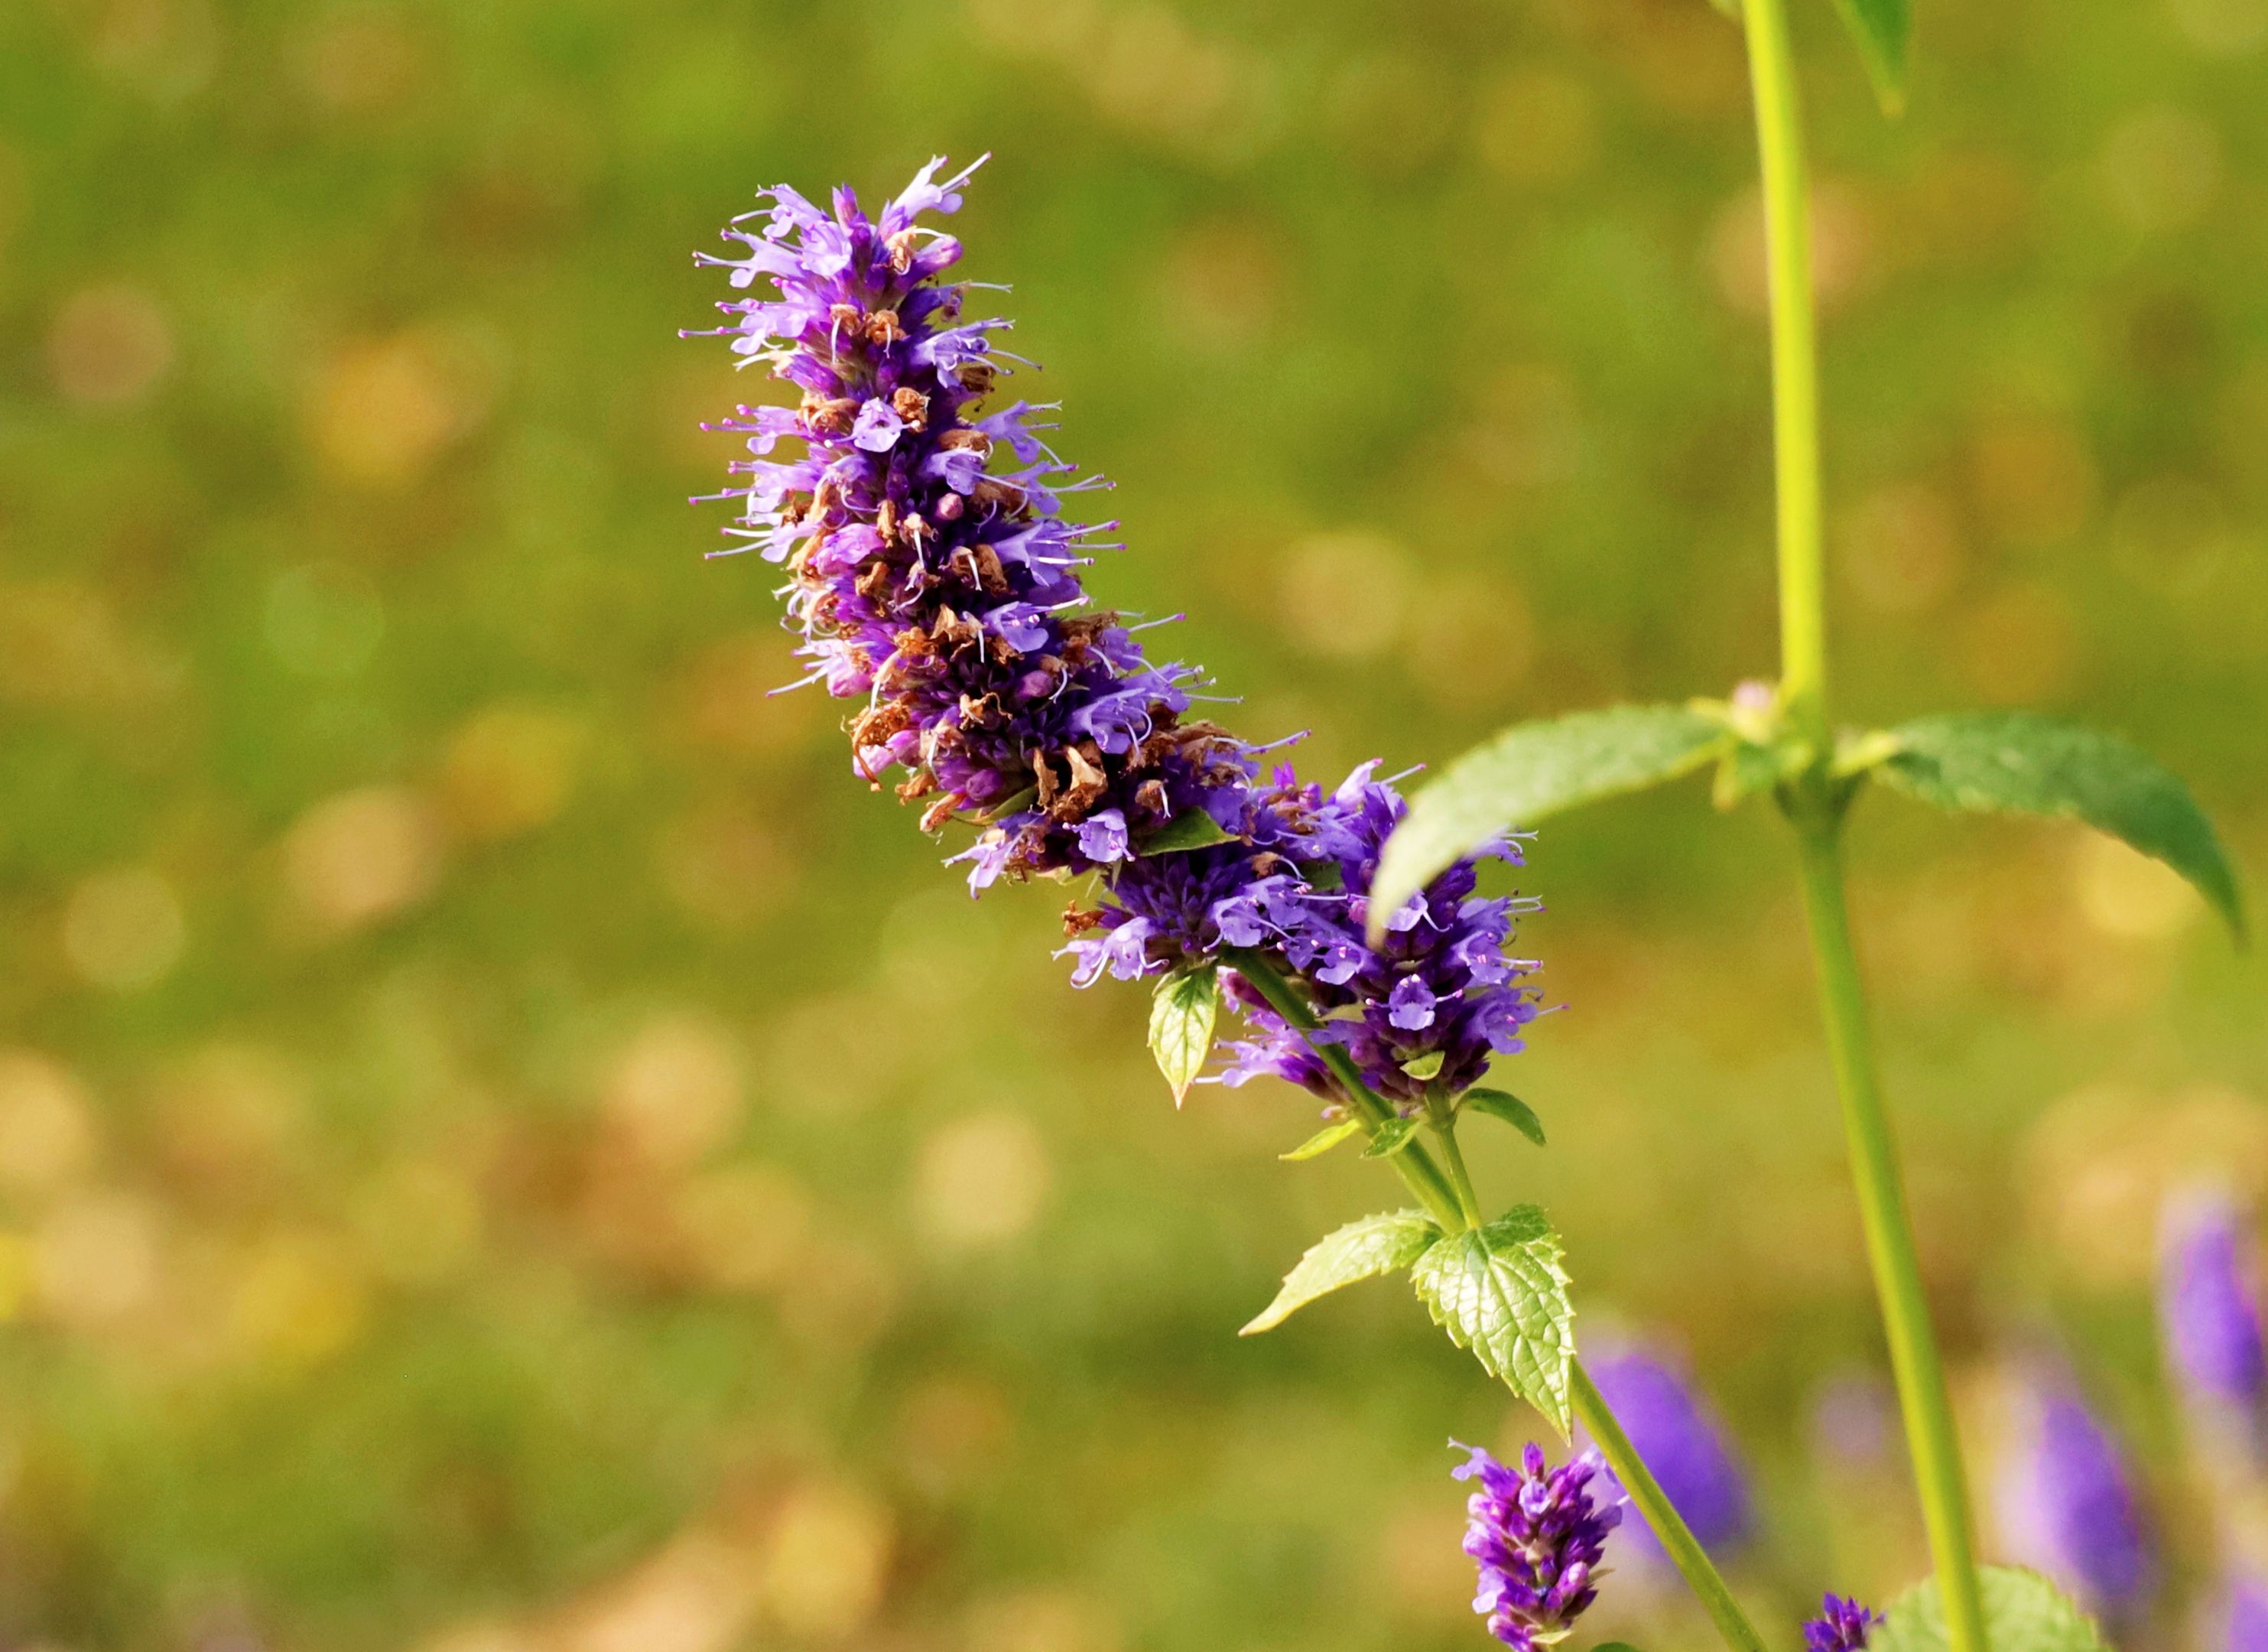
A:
[
  {"left": 1452, "top": 1441, "right": 1621, "bottom": 1651},
  {"left": 2161, "top": 1191, "right": 2268, "bottom": 1426},
  {"left": 1804, "top": 1593, "right": 1880, "bottom": 1652},
  {"left": 691, "top": 161, "right": 1543, "bottom": 1107},
  {"left": 1584, "top": 1346, "right": 1753, "bottom": 1566},
  {"left": 1996, "top": 1363, "right": 2156, "bottom": 1624},
  {"left": 2223, "top": 1577, "right": 2268, "bottom": 1652}
]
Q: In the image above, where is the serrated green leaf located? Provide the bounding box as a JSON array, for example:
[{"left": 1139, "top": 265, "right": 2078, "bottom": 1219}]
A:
[
  {"left": 1363, "top": 1115, "right": 1420, "bottom": 1158},
  {"left": 1409, "top": 1205, "right": 1575, "bottom": 1435},
  {"left": 1148, "top": 966, "right": 1218, "bottom": 1106},
  {"left": 1826, "top": 0, "right": 1912, "bottom": 115},
  {"left": 1870, "top": 1566, "right": 2109, "bottom": 1652},
  {"left": 1138, "top": 808, "right": 1236, "bottom": 855},
  {"left": 1464, "top": 1088, "right": 1546, "bottom": 1146},
  {"left": 1240, "top": 1210, "right": 1443, "bottom": 1335},
  {"left": 1369, "top": 707, "right": 1727, "bottom": 943},
  {"left": 1874, "top": 711, "right": 2244, "bottom": 939},
  {"left": 1280, "top": 1118, "right": 1364, "bottom": 1161}
]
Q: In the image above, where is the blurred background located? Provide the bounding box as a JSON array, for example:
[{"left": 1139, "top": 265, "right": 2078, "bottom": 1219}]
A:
[{"left": 2, "top": 0, "right": 2264, "bottom": 1647}]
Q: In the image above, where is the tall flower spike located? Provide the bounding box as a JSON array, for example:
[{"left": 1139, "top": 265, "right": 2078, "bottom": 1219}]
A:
[
  {"left": 1804, "top": 1593, "right": 1880, "bottom": 1652},
  {"left": 2161, "top": 1190, "right": 2268, "bottom": 1439},
  {"left": 1582, "top": 1346, "right": 1753, "bottom": 1569},
  {"left": 1453, "top": 1441, "right": 1620, "bottom": 1650},
  {"left": 691, "top": 160, "right": 1544, "bottom": 1107},
  {"left": 1994, "top": 1361, "right": 2156, "bottom": 1624}
]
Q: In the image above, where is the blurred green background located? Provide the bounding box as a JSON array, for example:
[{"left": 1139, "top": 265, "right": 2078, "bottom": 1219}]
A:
[{"left": 2, "top": 0, "right": 2265, "bottom": 1647}]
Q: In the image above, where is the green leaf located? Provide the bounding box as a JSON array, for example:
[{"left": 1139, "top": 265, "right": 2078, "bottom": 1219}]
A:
[
  {"left": 1826, "top": 0, "right": 1912, "bottom": 116},
  {"left": 1369, "top": 707, "right": 1727, "bottom": 942},
  {"left": 1874, "top": 711, "right": 2244, "bottom": 939},
  {"left": 1137, "top": 808, "right": 1236, "bottom": 855},
  {"left": 1464, "top": 1088, "right": 1546, "bottom": 1146},
  {"left": 1401, "top": 1051, "right": 1446, "bottom": 1081},
  {"left": 1280, "top": 1118, "right": 1364, "bottom": 1161},
  {"left": 1240, "top": 1210, "right": 1444, "bottom": 1335},
  {"left": 1409, "top": 1205, "right": 1576, "bottom": 1435},
  {"left": 1870, "top": 1566, "right": 2109, "bottom": 1652},
  {"left": 1593, "top": 1644, "right": 1649, "bottom": 1652},
  {"left": 1148, "top": 966, "right": 1218, "bottom": 1106},
  {"left": 1362, "top": 1115, "right": 1420, "bottom": 1159}
]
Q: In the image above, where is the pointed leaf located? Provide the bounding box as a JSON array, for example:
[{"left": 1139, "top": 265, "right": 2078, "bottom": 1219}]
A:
[
  {"left": 1370, "top": 707, "right": 1727, "bottom": 942},
  {"left": 1409, "top": 1205, "right": 1576, "bottom": 1434},
  {"left": 1139, "top": 808, "right": 1236, "bottom": 855},
  {"left": 1240, "top": 1210, "right": 1444, "bottom": 1335},
  {"left": 1464, "top": 1088, "right": 1546, "bottom": 1146},
  {"left": 1874, "top": 711, "right": 2244, "bottom": 939},
  {"left": 1871, "top": 1566, "right": 2110, "bottom": 1652},
  {"left": 1148, "top": 966, "right": 1218, "bottom": 1105},
  {"left": 1362, "top": 1115, "right": 1421, "bottom": 1159},
  {"left": 1826, "top": 0, "right": 1911, "bottom": 115},
  {"left": 1280, "top": 1118, "right": 1365, "bottom": 1161}
]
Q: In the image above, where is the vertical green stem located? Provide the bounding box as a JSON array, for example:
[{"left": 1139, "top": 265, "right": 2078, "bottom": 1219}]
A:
[
  {"left": 1744, "top": 0, "right": 1828, "bottom": 749},
  {"left": 1740, "top": 0, "right": 1989, "bottom": 1644},
  {"left": 1224, "top": 949, "right": 1769, "bottom": 1652},
  {"left": 1792, "top": 815, "right": 1987, "bottom": 1652}
]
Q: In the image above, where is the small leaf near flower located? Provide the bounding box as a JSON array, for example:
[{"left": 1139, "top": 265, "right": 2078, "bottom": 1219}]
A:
[
  {"left": 1464, "top": 1088, "right": 1546, "bottom": 1146},
  {"left": 1363, "top": 1115, "right": 1421, "bottom": 1159},
  {"left": 1870, "top": 1566, "right": 2108, "bottom": 1652},
  {"left": 1826, "top": 0, "right": 1912, "bottom": 118},
  {"left": 1240, "top": 1210, "right": 1444, "bottom": 1336},
  {"left": 1137, "top": 808, "right": 1236, "bottom": 856},
  {"left": 1280, "top": 1118, "right": 1363, "bottom": 1161},
  {"left": 1148, "top": 965, "right": 1218, "bottom": 1107},
  {"left": 1873, "top": 711, "right": 2244, "bottom": 940},
  {"left": 1411, "top": 1205, "right": 1576, "bottom": 1436},
  {"left": 1402, "top": 1051, "right": 1446, "bottom": 1081},
  {"left": 1370, "top": 706, "right": 1728, "bottom": 943}
]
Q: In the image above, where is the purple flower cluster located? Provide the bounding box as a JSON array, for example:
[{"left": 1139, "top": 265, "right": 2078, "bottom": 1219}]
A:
[
  {"left": 2162, "top": 1191, "right": 2268, "bottom": 1432},
  {"left": 1453, "top": 1442, "right": 1620, "bottom": 1650},
  {"left": 1803, "top": 1594, "right": 1879, "bottom": 1652},
  {"left": 1584, "top": 1345, "right": 1753, "bottom": 1569},
  {"left": 692, "top": 158, "right": 1540, "bottom": 1104},
  {"left": 1996, "top": 1362, "right": 2156, "bottom": 1624}
]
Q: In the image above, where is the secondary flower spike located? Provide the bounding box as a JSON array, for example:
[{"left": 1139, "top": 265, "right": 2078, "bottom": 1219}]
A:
[
  {"left": 1996, "top": 1362, "right": 2156, "bottom": 1624},
  {"left": 690, "top": 158, "right": 1542, "bottom": 1104},
  {"left": 1583, "top": 1346, "right": 1753, "bottom": 1568},
  {"left": 2161, "top": 1191, "right": 2268, "bottom": 1432},
  {"left": 1804, "top": 1593, "right": 1880, "bottom": 1652},
  {"left": 1453, "top": 1441, "right": 1620, "bottom": 1650}
]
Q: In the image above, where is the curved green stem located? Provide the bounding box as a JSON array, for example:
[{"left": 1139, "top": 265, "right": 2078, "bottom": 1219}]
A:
[
  {"left": 1792, "top": 811, "right": 1987, "bottom": 1652},
  {"left": 1223, "top": 948, "right": 1769, "bottom": 1652},
  {"left": 1574, "top": 1364, "right": 1770, "bottom": 1652},
  {"left": 1740, "top": 0, "right": 1989, "bottom": 1645}
]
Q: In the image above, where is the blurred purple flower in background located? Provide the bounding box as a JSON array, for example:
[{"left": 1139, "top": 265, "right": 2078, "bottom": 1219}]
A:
[
  {"left": 1802, "top": 1592, "right": 1879, "bottom": 1652},
  {"left": 1454, "top": 1441, "right": 1620, "bottom": 1650},
  {"left": 2161, "top": 1191, "right": 2268, "bottom": 1442},
  {"left": 1583, "top": 1345, "right": 1752, "bottom": 1568},
  {"left": 1995, "top": 1363, "right": 2156, "bottom": 1624},
  {"left": 2222, "top": 1577, "right": 2268, "bottom": 1652}
]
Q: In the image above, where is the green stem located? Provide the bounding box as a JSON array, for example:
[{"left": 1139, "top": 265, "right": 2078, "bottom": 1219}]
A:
[
  {"left": 1573, "top": 1364, "right": 1771, "bottom": 1652},
  {"left": 1428, "top": 1097, "right": 1487, "bottom": 1228},
  {"left": 1744, "top": 0, "right": 1828, "bottom": 750},
  {"left": 1224, "top": 949, "right": 1768, "bottom": 1652},
  {"left": 1792, "top": 814, "right": 1988, "bottom": 1652},
  {"left": 1740, "top": 0, "right": 1990, "bottom": 1644}
]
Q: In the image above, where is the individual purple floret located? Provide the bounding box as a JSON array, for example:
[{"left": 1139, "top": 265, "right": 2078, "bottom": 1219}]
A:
[
  {"left": 1584, "top": 1346, "right": 1753, "bottom": 1567},
  {"left": 2161, "top": 1191, "right": 2268, "bottom": 1429},
  {"left": 1804, "top": 1593, "right": 1879, "bottom": 1652},
  {"left": 691, "top": 158, "right": 1542, "bottom": 1107},
  {"left": 1996, "top": 1364, "right": 2156, "bottom": 1623},
  {"left": 1453, "top": 1441, "right": 1621, "bottom": 1650}
]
